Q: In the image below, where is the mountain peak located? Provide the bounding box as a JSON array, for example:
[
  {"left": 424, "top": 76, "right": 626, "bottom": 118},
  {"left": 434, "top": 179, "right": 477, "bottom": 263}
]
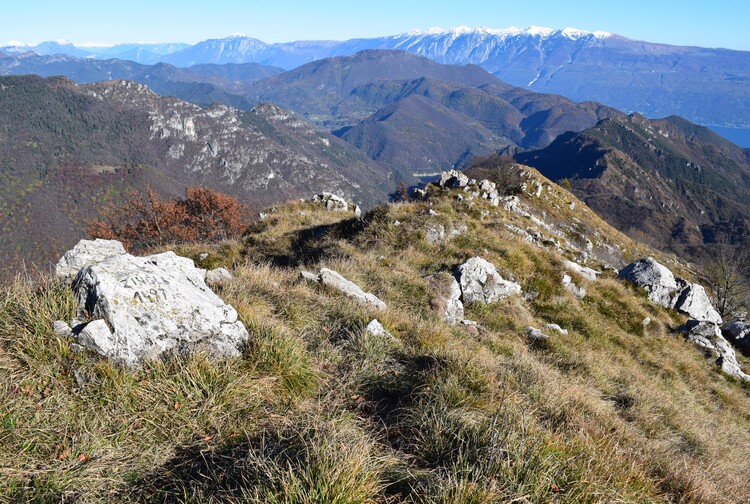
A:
[{"left": 399, "top": 25, "right": 615, "bottom": 40}]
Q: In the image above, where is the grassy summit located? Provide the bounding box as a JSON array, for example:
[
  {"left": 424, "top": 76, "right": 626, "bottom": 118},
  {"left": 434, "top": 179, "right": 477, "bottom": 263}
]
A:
[{"left": 1, "top": 166, "right": 749, "bottom": 502}]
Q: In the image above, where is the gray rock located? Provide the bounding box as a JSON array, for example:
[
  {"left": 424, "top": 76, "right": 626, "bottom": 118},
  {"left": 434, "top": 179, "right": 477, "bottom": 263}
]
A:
[
  {"left": 722, "top": 320, "right": 750, "bottom": 355},
  {"left": 312, "top": 192, "right": 348, "bottom": 212},
  {"left": 543, "top": 323, "right": 568, "bottom": 335},
  {"left": 299, "top": 270, "right": 320, "bottom": 283},
  {"left": 620, "top": 258, "right": 722, "bottom": 323},
  {"left": 425, "top": 225, "right": 446, "bottom": 244},
  {"left": 319, "top": 268, "right": 386, "bottom": 310},
  {"left": 439, "top": 170, "right": 469, "bottom": 189},
  {"left": 55, "top": 239, "right": 127, "bottom": 280},
  {"left": 455, "top": 257, "right": 521, "bottom": 305},
  {"left": 526, "top": 326, "right": 551, "bottom": 342},
  {"left": 52, "top": 320, "right": 73, "bottom": 338},
  {"left": 672, "top": 280, "right": 722, "bottom": 324},
  {"left": 206, "top": 267, "right": 233, "bottom": 287},
  {"left": 354, "top": 205, "right": 362, "bottom": 218},
  {"left": 65, "top": 241, "right": 248, "bottom": 367},
  {"left": 412, "top": 188, "right": 428, "bottom": 200},
  {"left": 562, "top": 274, "right": 586, "bottom": 300},
  {"left": 680, "top": 320, "right": 749, "bottom": 381},
  {"left": 563, "top": 260, "right": 600, "bottom": 282},
  {"left": 426, "top": 273, "right": 464, "bottom": 324},
  {"left": 619, "top": 257, "right": 678, "bottom": 308},
  {"left": 364, "top": 319, "right": 396, "bottom": 341}
]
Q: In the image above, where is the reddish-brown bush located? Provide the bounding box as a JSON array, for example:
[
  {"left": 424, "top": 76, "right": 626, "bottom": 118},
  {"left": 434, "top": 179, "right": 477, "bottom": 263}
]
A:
[{"left": 86, "top": 186, "right": 252, "bottom": 251}]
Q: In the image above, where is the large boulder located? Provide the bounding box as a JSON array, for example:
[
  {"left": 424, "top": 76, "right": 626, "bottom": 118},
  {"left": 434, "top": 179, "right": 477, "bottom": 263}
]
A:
[
  {"left": 672, "top": 280, "right": 722, "bottom": 324},
  {"left": 66, "top": 242, "right": 248, "bottom": 367},
  {"left": 619, "top": 258, "right": 722, "bottom": 324},
  {"left": 455, "top": 257, "right": 521, "bottom": 305},
  {"left": 425, "top": 272, "right": 464, "bottom": 324},
  {"left": 318, "top": 268, "right": 386, "bottom": 310},
  {"left": 619, "top": 257, "right": 677, "bottom": 308},
  {"left": 55, "top": 239, "right": 127, "bottom": 280},
  {"left": 680, "top": 320, "right": 749, "bottom": 381}
]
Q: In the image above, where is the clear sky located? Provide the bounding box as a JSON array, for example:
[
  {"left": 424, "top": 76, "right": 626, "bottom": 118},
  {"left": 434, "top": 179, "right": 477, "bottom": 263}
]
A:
[{"left": 5, "top": 0, "right": 750, "bottom": 50}]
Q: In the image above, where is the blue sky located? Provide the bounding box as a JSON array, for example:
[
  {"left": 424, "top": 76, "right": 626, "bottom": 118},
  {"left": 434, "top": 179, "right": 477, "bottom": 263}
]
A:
[{"left": 5, "top": 0, "right": 750, "bottom": 50}]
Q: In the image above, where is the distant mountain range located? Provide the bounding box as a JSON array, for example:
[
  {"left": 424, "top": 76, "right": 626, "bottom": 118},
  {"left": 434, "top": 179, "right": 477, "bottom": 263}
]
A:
[{"left": 5, "top": 27, "right": 750, "bottom": 129}]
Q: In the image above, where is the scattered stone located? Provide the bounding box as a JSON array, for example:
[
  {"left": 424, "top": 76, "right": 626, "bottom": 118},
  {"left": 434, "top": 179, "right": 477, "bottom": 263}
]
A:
[
  {"left": 563, "top": 260, "right": 600, "bottom": 282},
  {"left": 428, "top": 209, "right": 439, "bottom": 216},
  {"left": 52, "top": 320, "right": 73, "bottom": 338},
  {"left": 562, "top": 274, "right": 586, "bottom": 300},
  {"left": 642, "top": 317, "right": 651, "bottom": 328},
  {"left": 364, "top": 319, "right": 396, "bottom": 341},
  {"left": 55, "top": 239, "right": 127, "bottom": 280},
  {"left": 455, "top": 257, "right": 521, "bottom": 305},
  {"left": 426, "top": 273, "right": 464, "bottom": 325},
  {"left": 722, "top": 321, "right": 750, "bottom": 355},
  {"left": 425, "top": 225, "right": 446, "bottom": 244},
  {"left": 198, "top": 253, "right": 209, "bottom": 261},
  {"left": 354, "top": 205, "right": 362, "bottom": 218},
  {"left": 205, "top": 267, "right": 233, "bottom": 287},
  {"left": 62, "top": 240, "right": 248, "bottom": 367},
  {"left": 543, "top": 323, "right": 568, "bottom": 335},
  {"left": 319, "top": 268, "right": 386, "bottom": 310},
  {"left": 526, "top": 326, "right": 551, "bottom": 342},
  {"left": 299, "top": 270, "right": 320, "bottom": 282},
  {"left": 680, "top": 320, "right": 749, "bottom": 381}
]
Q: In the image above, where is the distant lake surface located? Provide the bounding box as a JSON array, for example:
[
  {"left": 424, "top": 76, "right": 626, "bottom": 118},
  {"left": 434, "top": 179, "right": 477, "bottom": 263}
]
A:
[{"left": 708, "top": 126, "right": 750, "bottom": 148}]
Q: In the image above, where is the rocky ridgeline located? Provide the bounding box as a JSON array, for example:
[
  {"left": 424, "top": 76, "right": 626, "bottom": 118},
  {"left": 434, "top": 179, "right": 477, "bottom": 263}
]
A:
[
  {"left": 421, "top": 169, "right": 624, "bottom": 270},
  {"left": 53, "top": 239, "right": 248, "bottom": 367},
  {"left": 420, "top": 170, "right": 748, "bottom": 380}
]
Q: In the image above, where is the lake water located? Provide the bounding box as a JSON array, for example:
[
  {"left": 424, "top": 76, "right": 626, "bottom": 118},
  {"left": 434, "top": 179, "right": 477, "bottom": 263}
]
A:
[{"left": 708, "top": 126, "right": 750, "bottom": 148}]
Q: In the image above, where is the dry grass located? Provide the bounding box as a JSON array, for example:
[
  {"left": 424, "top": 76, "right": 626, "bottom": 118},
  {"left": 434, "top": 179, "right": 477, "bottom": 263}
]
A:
[{"left": 1, "top": 183, "right": 750, "bottom": 502}]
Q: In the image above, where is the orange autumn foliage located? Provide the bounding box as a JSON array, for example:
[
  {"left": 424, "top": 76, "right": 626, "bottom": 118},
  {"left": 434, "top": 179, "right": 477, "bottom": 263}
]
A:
[{"left": 86, "top": 186, "right": 252, "bottom": 251}]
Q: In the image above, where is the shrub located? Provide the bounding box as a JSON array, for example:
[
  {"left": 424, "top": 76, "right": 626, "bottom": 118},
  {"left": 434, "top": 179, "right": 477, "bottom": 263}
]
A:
[{"left": 87, "top": 186, "right": 252, "bottom": 251}]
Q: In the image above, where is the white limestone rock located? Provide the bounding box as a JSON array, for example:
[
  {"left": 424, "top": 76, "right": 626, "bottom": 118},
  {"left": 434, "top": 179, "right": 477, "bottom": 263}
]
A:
[
  {"left": 65, "top": 242, "right": 248, "bottom": 367},
  {"left": 619, "top": 257, "right": 678, "bottom": 308},
  {"left": 562, "top": 274, "right": 586, "bottom": 300},
  {"left": 364, "top": 319, "right": 396, "bottom": 341},
  {"left": 426, "top": 272, "right": 464, "bottom": 325},
  {"left": 526, "top": 326, "right": 551, "bottom": 342},
  {"left": 206, "top": 267, "right": 233, "bottom": 287},
  {"left": 455, "top": 257, "right": 521, "bottom": 305},
  {"left": 55, "top": 239, "right": 127, "bottom": 280},
  {"left": 563, "top": 260, "right": 600, "bottom": 282},
  {"left": 438, "top": 170, "right": 469, "bottom": 189},
  {"left": 673, "top": 280, "right": 722, "bottom": 324},
  {"left": 319, "top": 268, "right": 386, "bottom": 310},
  {"left": 680, "top": 320, "right": 749, "bottom": 381}
]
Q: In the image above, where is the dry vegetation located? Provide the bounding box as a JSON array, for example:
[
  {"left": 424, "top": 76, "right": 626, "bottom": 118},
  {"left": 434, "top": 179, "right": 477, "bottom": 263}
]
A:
[{"left": 1, "top": 172, "right": 749, "bottom": 503}]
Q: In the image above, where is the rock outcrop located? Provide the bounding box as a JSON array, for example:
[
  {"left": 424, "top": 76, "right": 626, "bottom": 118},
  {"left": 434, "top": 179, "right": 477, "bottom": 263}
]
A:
[
  {"left": 680, "top": 320, "right": 749, "bottom": 381},
  {"left": 455, "top": 257, "right": 521, "bottom": 305},
  {"left": 619, "top": 258, "right": 721, "bottom": 324},
  {"left": 60, "top": 240, "right": 248, "bottom": 367},
  {"left": 311, "top": 192, "right": 361, "bottom": 217}
]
